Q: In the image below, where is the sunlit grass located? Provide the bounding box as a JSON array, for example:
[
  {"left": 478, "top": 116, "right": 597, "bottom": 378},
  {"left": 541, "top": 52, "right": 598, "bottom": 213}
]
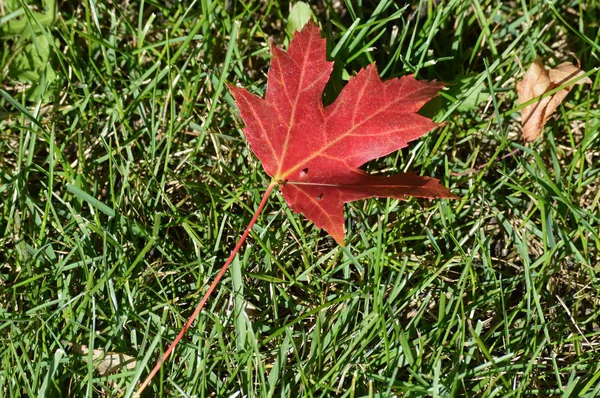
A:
[{"left": 1, "top": 0, "right": 599, "bottom": 396}]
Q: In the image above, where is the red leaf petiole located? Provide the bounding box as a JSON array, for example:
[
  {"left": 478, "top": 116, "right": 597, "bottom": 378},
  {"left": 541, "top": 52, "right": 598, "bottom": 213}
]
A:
[{"left": 135, "top": 181, "right": 277, "bottom": 396}]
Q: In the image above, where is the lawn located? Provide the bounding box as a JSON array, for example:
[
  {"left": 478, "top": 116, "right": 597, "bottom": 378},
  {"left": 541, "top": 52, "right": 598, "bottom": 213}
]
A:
[{"left": 1, "top": 0, "right": 599, "bottom": 396}]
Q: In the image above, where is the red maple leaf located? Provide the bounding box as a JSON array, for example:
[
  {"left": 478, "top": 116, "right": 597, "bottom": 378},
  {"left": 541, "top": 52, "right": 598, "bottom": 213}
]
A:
[
  {"left": 136, "top": 23, "right": 458, "bottom": 394},
  {"left": 228, "top": 22, "right": 456, "bottom": 245}
]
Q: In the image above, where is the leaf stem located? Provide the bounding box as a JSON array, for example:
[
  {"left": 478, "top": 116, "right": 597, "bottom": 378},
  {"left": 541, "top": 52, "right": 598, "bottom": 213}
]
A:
[{"left": 135, "top": 182, "right": 277, "bottom": 397}]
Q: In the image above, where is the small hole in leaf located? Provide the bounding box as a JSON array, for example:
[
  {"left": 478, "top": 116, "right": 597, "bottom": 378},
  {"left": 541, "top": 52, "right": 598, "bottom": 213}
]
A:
[
  {"left": 317, "top": 193, "right": 323, "bottom": 200},
  {"left": 300, "top": 168, "right": 309, "bottom": 177}
]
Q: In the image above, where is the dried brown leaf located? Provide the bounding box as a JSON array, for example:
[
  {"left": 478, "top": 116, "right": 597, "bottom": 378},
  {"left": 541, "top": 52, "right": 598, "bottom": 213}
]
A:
[
  {"left": 67, "top": 342, "right": 137, "bottom": 375},
  {"left": 549, "top": 62, "right": 592, "bottom": 86},
  {"left": 516, "top": 59, "right": 591, "bottom": 142}
]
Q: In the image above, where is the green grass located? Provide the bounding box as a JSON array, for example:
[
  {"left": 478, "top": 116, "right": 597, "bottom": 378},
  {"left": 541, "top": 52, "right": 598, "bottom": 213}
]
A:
[{"left": 1, "top": 0, "right": 600, "bottom": 396}]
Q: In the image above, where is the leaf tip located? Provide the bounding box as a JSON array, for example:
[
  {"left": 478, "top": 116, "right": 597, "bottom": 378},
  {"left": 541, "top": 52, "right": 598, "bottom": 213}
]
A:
[
  {"left": 333, "top": 234, "right": 346, "bottom": 247},
  {"left": 446, "top": 191, "right": 460, "bottom": 200}
]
